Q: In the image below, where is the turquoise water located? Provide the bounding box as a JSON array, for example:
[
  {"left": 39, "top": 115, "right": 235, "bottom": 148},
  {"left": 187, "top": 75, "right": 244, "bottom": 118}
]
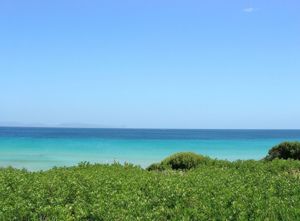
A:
[{"left": 1, "top": 128, "right": 300, "bottom": 170}]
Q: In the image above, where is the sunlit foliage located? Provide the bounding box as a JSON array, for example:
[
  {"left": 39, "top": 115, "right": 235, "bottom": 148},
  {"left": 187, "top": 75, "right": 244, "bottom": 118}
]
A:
[{"left": 1, "top": 158, "right": 300, "bottom": 220}]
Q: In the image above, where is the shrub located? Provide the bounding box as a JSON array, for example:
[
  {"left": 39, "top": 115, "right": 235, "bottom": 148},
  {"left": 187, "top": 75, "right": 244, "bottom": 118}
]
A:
[
  {"left": 146, "top": 163, "right": 169, "bottom": 171},
  {"left": 2, "top": 157, "right": 300, "bottom": 219},
  {"left": 265, "top": 141, "right": 300, "bottom": 160},
  {"left": 161, "top": 152, "right": 208, "bottom": 170}
]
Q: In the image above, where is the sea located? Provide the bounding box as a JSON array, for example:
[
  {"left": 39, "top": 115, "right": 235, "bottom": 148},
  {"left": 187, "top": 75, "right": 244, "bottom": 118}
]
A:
[{"left": 0, "top": 127, "right": 300, "bottom": 171}]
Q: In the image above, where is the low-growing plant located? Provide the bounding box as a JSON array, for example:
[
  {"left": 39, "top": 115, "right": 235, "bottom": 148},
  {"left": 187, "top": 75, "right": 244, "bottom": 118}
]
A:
[
  {"left": 1, "top": 151, "right": 300, "bottom": 220},
  {"left": 147, "top": 152, "right": 210, "bottom": 171},
  {"left": 146, "top": 162, "right": 169, "bottom": 171},
  {"left": 161, "top": 152, "right": 209, "bottom": 170},
  {"left": 265, "top": 141, "right": 300, "bottom": 160}
]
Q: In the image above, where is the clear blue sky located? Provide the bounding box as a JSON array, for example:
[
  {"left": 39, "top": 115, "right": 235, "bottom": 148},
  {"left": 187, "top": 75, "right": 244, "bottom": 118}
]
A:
[{"left": 1, "top": 0, "right": 299, "bottom": 129}]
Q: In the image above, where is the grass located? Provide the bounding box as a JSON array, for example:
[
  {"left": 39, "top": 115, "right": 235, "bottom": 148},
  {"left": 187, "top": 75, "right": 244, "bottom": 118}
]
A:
[{"left": 1, "top": 158, "right": 300, "bottom": 220}]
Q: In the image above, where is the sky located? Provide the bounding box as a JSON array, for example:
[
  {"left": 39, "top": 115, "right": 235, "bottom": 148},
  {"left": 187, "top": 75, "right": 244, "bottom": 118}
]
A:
[{"left": 1, "top": 0, "right": 300, "bottom": 129}]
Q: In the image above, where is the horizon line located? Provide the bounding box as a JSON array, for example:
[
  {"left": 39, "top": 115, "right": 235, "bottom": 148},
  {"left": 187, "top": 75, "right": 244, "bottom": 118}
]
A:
[{"left": 0, "top": 125, "right": 300, "bottom": 130}]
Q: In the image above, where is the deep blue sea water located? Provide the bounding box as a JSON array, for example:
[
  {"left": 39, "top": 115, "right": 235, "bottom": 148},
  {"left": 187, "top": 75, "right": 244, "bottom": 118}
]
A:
[{"left": 1, "top": 127, "right": 300, "bottom": 171}]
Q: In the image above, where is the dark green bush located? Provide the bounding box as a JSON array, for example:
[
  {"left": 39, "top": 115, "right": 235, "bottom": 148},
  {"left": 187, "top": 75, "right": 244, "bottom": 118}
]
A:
[
  {"left": 161, "top": 152, "right": 208, "bottom": 170},
  {"left": 146, "top": 163, "right": 169, "bottom": 171},
  {"left": 265, "top": 141, "right": 300, "bottom": 160}
]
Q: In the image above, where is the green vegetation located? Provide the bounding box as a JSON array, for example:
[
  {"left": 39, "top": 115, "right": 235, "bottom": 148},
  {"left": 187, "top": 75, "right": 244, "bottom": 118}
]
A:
[
  {"left": 147, "top": 152, "right": 210, "bottom": 171},
  {"left": 1, "top": 156, "right": 300, "bottom": 220},
  {"left": 265, "top": 141, "right": 300, "bottom": 161}
]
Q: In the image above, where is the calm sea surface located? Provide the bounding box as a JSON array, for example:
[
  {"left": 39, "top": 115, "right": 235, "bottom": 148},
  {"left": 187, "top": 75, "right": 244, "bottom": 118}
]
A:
[{"left": 1, "top": 127, "right": 300, "bottom": 170}]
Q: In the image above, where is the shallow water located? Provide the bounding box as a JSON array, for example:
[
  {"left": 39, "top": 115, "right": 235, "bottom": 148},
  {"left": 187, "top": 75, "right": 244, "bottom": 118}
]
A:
[{"left": 1, "top": 127, "right": 300, "bottom": 170}]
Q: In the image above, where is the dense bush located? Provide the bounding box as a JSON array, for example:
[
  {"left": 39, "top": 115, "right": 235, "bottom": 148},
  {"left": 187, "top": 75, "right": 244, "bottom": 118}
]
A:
[
  {"left": 146, "top": 162, "right": 168, "bottom": 171},
  {"left": 162, "top": 152, "right": 209, "bottom": 170},
  {"left": 265, "top": 141, "right": 300, "bottom": 160},
  {"left": 1, "top": 156, "right": 300, "bottom": 220},
  {"left": 148, "top": 152, "right": 208, "bottom": 171}
]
